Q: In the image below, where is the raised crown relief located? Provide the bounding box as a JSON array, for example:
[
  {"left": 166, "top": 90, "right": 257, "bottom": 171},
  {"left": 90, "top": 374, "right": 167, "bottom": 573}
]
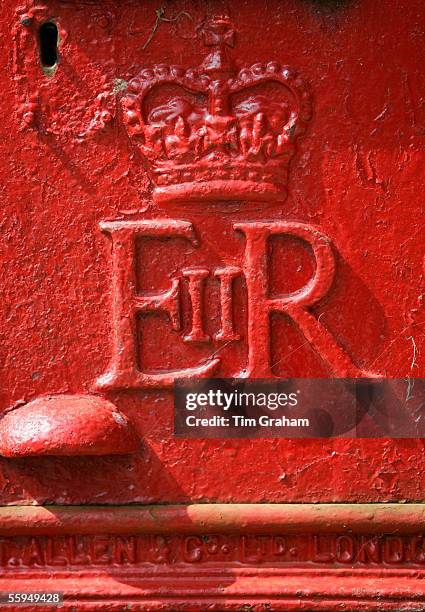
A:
[{"left": 121, "top": 16, "right": 312, "bottom": 203}]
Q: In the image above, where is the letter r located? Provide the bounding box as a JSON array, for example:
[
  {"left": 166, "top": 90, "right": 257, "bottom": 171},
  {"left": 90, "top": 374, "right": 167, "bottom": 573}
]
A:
[{"left": 235, "top": 221, "right": 369, "bottom": 377}]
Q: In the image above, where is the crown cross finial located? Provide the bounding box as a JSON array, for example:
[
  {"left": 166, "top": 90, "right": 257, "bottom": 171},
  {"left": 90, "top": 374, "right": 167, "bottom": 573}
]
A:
[
  {"left": 201, "top": 17, "right": 235, "bottom": 78},
  {"left": 202, "top": 16, "right": 235, "bottom": 48}
]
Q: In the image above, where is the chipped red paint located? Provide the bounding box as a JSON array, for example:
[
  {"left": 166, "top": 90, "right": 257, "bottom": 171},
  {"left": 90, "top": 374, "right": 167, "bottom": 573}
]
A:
[
  {"left": 3, "top": 0, "right": 424, "bottom": 502},
  {"left": 1, "top": 0, "right": 425, "bottom": 607}
]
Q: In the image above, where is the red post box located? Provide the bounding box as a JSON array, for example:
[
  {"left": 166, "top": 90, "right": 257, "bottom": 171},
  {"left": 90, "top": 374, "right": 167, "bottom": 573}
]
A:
[{"left": 0, "top": 0, "right": 424, "bottom": 608}]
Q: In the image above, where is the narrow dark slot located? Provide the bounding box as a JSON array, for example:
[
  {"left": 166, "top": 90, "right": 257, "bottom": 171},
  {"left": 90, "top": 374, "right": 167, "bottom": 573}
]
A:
[{"left": 39, "top": 22, "right": 58, "bottom": 69}]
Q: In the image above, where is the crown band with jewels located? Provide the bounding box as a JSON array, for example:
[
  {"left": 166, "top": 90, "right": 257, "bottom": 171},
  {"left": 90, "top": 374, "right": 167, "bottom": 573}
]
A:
[{"left": 121, "top": 17, "right": 312, "bottom": 204}]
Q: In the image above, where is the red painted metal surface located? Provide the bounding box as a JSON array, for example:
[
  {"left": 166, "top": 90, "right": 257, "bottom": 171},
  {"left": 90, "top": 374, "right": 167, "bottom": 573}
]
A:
[
  {"left": 2, "top": 0, "right": 424, "bottom": 504},
  {"left": 1, "top": 505, "right": 425, "bottom": 610},
  {"left": 0, "top": 395, "right": 140, "bottom": 456},
  {"left": 1, "top": 0, "right": 425, "bottom": 607}
]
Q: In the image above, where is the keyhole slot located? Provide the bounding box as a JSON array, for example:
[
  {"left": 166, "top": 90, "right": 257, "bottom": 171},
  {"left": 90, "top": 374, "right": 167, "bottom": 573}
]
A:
[{"left": 39, "top": 22, "right": 58, "bottom": 71}]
